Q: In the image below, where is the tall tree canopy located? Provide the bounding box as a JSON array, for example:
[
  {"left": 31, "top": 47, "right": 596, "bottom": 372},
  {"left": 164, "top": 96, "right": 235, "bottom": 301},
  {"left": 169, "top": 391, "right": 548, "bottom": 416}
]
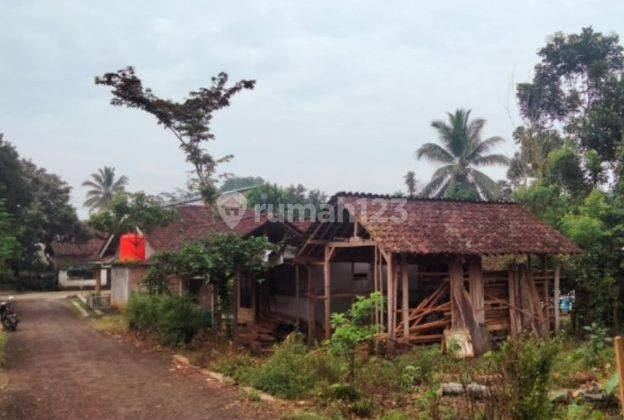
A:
[
  {"left": 512, "top": 28, "right": 624, "bottom": 333},
  {"left": 416, "top": 109, "right": 509, "bottom": 200},
  {"left": 95, "top": 67, "right": 255, "bottom": 204},
  {"left": 88, "top": 192, "right": 177, "bottom": 236},
  {"left": 0, "top": 134, "right": 83, "bottom": 271},
  {"left": 517, "top": 27, "right": 624, "bottom": 167},
  {"left": 82, "top": 166, "right": 128, "bottom": 213},
  {"left": 245, "top": 183, "right": 327, "bottom": 220}
]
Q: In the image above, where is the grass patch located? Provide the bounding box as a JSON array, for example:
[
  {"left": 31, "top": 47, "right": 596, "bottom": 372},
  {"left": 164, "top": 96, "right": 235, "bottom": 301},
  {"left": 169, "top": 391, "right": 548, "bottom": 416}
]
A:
[
  {"left": 91, "top": 314, "right": 128, "bottom": 335},
  {"left": 0, "top": 331, "right": 7, "bottom": 367}
]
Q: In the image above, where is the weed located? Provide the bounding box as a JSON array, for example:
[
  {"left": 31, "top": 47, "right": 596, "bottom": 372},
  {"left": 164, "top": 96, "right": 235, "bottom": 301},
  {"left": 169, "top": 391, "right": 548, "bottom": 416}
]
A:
[
  {"left": 349, "top": 398, "right": 375, "bottom": 417},
  {"left": 0, "top": 331, "right": 7, "bottom": 367}
]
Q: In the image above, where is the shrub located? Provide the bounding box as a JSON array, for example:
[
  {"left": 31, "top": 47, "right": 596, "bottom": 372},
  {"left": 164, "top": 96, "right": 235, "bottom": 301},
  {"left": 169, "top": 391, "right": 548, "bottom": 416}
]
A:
[
  {"left": 212, "top": 351, "right": 256, "bottom": 383},
  {"left": 251, "top": 333, "right": 340, "bottom": 399},
  {"left": 124, "top": 293, "right": 209, "bottom": 346},
  {"left": 349, "top": 398, "right": 374, "bottom": 417},
  {"left": 492, "top": 337, "right": 559, "bottom": 419}
]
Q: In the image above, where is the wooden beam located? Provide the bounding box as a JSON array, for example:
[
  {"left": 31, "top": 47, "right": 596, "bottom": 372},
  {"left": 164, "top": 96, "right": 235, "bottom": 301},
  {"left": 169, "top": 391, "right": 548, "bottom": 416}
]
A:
[
  {"left": 386, "top": 253, "right": 395, "bottom": 353},
  {"left": 94, "top": 267, "right": 102, "bottom": 295},
  {"left": 306, "top": 264, "right": 316, "bottom": 343},
  {"left": 468, "top": 256, "right": 485, "bottom": 325},
  {"left": 401, "top": 255, "right": 409, "bottom": 343},
  {"left": 554, "top": 261, "right": 561, "bottom": 334},
  {"left": 323, "top": 246, "right": 333, "bottom": 340},
  {"left": 295, "top": 264, "right": 300, "bottom": 327},
  {"left": 325, "top": 239, "right": 376, "bottom": 248},
  {"left": 449, "top": 258, "right": 489, "bottom": 356}
]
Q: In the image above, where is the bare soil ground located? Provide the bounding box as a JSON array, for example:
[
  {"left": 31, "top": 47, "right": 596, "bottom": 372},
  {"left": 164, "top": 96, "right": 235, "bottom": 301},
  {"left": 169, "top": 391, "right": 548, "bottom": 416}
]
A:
[{"left": 0, "top": 296, "right": 278, "bottom": 419}]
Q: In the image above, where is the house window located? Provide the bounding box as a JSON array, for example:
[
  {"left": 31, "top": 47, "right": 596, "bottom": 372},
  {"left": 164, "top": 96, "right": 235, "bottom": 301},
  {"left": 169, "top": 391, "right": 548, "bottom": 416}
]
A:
[{"left": 67, "top": 267, "right": 95, "bottom": 280}]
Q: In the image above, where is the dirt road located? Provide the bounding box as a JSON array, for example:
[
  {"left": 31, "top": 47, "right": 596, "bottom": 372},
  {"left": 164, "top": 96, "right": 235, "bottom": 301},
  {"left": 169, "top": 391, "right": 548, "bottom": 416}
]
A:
[{"left": 0, "top": 296, "right": 276, "bottom": 419}]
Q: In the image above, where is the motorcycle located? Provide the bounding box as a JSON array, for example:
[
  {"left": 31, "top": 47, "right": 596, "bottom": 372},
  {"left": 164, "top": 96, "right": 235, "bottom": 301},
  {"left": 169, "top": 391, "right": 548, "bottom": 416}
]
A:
[{"left": 0, "top": 297, "right": 19, "bottom": 331}]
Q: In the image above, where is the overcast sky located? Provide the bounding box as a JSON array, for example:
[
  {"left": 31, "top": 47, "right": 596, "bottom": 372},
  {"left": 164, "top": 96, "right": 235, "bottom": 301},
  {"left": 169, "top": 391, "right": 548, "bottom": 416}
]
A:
[{"left": 1, "top": 1, "right": 623, "bottom": 218}]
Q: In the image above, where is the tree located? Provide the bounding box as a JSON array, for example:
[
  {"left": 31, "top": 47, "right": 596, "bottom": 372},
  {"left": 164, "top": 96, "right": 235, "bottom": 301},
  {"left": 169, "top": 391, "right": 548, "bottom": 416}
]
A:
[
  {"left": 416, "top": 109, "right": 509, "bottom": 200},
  {"left": 220, "top": 175, "right": 265, "bottom": 192},
  {"left": 144, "top": 234, "right": 274, "bottom": 337},
  {"left": 0, "top": 134, "right": 84, "bottom": 271},
  {"left": 326, "top": 292, "right": 384, "bottom": 381},
  {"left": 245, "top": 183, "right": 327, "bottom": 220},
  {"left": 517, "top": 27, "right": 624, "bottom": 165},
  {"left": 95, "top": 67, "right": 255, "bottom": 204},
  {"left": 82, "top": 166, "right": 128, "bottom": 213},
  {"left": 88, "top": 192, "right": 177, "bottom": 236},
  {"left": 404, "top": 171, "right": 418, "bottom": 197},
  {"left": 0, "top": 201, "right": 19, "bottom": 282}
]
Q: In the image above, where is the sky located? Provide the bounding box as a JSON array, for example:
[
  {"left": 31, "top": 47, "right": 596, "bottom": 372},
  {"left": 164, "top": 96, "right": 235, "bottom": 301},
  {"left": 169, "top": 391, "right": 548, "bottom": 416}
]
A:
[{"left": 2, "top": 1, "right": 624, "bottom": 218}]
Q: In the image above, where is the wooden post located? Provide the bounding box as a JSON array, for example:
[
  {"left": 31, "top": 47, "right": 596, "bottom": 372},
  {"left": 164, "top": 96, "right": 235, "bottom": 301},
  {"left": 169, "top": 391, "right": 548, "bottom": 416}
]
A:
[
  {"left": 554, "top": 262, "right": 561, "bottom": 334},
  {"left": 94, "top": 267, "right": 102, "bottom": 295},
  {"left": 401, "top": 255, "right": 409, "bottom": 343},
  {"left": 306, "top": 264, "right": 316, "bottom": 344},
  {"left": 508, "top": 267, "right": 519, "bottom": 338},
  {"left": 323, "top": 246, "right": 334, "bottom": 340},
  {"left": 614, "top": 336, "right": 624, "bottom": 415},
  {"left": 468, "top": 257, "right": 485, "bottom": 325},
  {"left": 233, "top": 270, "right": 240, "bottom": 340},
  {"left": 295, "top": 264, "right": 300, "bottom": 327},
  {"left": 449, "top": 257, "right": 488, "bottom": 355},
  {"left": 386, "top": 253, "right": 395, "bottom": 352}
]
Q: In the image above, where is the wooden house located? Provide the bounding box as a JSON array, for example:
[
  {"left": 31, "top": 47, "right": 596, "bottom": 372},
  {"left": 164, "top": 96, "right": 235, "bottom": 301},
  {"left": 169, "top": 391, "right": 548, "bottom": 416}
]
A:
[{"left": 294, "top": 193, "right": 580, "bottom": 353}]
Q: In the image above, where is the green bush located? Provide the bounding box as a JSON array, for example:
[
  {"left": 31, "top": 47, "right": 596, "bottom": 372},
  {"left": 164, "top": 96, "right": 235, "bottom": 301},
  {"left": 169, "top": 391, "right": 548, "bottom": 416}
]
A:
[
  {"left": 251, "top": 333, "right": 340, "bottom": 399},
  {"left": 212, "top": 351, "right": 256, "bottom": 383},
  {"left": 124, "top": 293, "right": 209, "bottom": 346},
  {"left": 493, "top": 337, "right": 559, "bottom": 419}
]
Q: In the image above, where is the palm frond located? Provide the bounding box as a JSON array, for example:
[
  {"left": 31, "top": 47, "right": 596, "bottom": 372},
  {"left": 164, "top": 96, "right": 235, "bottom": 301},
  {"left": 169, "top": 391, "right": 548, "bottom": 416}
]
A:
[
  {"left": 470, "top": 169, "right": 500, "bottom": 200},
  {"left": 421, "top": 175, "right": 449, "bottom": 198},
  {"left": 472, "top": 153, "right": 510, "bottom": 167},
  {"left": 431, "top": 164, "right": 455, "bottom": 180},
  {"left": 416, "top": 143, "right": 455, "bottom": 164},
  {"left": 112, "top": 175, "right": 128, "bottom": 191}
]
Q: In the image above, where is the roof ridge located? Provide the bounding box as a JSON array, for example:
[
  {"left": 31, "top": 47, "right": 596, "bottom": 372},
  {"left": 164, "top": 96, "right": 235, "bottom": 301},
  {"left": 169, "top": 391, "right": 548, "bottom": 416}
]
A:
[{"left": 331, "top": 191, "right": 517, "bottom": 205}]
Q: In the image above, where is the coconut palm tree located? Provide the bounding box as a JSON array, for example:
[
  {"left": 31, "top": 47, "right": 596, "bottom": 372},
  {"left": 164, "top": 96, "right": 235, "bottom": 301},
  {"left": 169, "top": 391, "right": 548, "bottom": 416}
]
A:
[
  {"left": 416, "top": 109, "right": 509, "bottom": 200},
  {"left": 82, "top": 166, "right": 128, "bottom": 212}
]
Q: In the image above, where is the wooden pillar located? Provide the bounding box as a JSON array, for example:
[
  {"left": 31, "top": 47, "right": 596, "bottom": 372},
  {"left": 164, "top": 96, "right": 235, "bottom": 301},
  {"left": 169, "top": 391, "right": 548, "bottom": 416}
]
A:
[
  {"left": 386, "top": 253, "right": 395, "bottom": 352},
  {"left": 94, "top": 267, "right": 102, "bottom": 295},
  {"left": 449, "top": 257, "right": 488, "bottom": 355},
  {"left": 372, "top": 247, "right": 379, "bottom": 326},
  {"left": 323, "top": 246, "right": 334, "bottom": 340},
  {"left": 401, "top": 255, "right": 409, "bottom": 343},
  {"left": 614, "top": 336, "right": 624, "bottom": 415},
  {"left": 508, "top": 267, "right": 520, "bottom": 338},
  {"left": 554, "top": 261, "right": 561, "bottom": 334},
  {"left": 233, "top": 270, "right": 240, "bottom": 339},
  {"left": 306, "top": 264, "right": 316, "bottom": 344},
  {"left": 468, "top": 256, "right": 485, "bottom": 325},
  {"left": 295, "top": 264, "right": 300, "bottom": 327}
]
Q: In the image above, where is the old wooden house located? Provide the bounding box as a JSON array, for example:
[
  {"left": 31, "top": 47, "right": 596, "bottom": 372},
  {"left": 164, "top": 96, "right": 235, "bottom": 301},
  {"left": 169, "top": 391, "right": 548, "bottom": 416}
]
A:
[{"left": 292, "top": 193, "right": 579, "bottom": 353}]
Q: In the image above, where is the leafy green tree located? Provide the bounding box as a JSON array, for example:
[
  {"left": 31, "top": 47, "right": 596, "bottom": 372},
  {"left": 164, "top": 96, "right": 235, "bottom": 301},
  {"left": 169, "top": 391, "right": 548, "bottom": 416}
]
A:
[
  {"left": 144, "top": 234, "right": 274, "bottom": 337},
  {"left": 82, "top": 166, "right": 128, "bottom": 212},
  {"left": 326, "top": 292, "right": 384, "bottom": 382},
  {"left": 88, "top": 192, "right": 177, "bottom": 236},
  {"left": 95, "top": 67, "right": 255, "bottom": 204},
  {"left": 220, "top": 175, "right": 265, "bottom": 192},
  {"left": 517, "top": 27, "right": 624, "bottom": 165},
  {"left": 246, "top": 183, "right": 327, "bottom": 220},
  {"left": 403, "top": 171, "right": 418, "bottom": 197},
  {"left": 416, "top": 109, "right": 509, "bottom": 200},
  {"left": 0, "top": 201, "right": 19, "bottom": 281},
  {"left": 0, "top": 135, "right": 83, "bottom": 272}
]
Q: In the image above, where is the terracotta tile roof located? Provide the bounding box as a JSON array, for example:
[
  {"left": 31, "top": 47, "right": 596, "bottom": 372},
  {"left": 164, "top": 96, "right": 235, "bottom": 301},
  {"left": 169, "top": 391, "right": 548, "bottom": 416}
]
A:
[
  {"left": 145, "top": 205, "right": 270, "bottom": 253},
  {"left": 51, "top": 231, "right": 107, "bottom": 266},
  {"left": 329, "top": 193, "right": 579, "bottom": 255}
]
